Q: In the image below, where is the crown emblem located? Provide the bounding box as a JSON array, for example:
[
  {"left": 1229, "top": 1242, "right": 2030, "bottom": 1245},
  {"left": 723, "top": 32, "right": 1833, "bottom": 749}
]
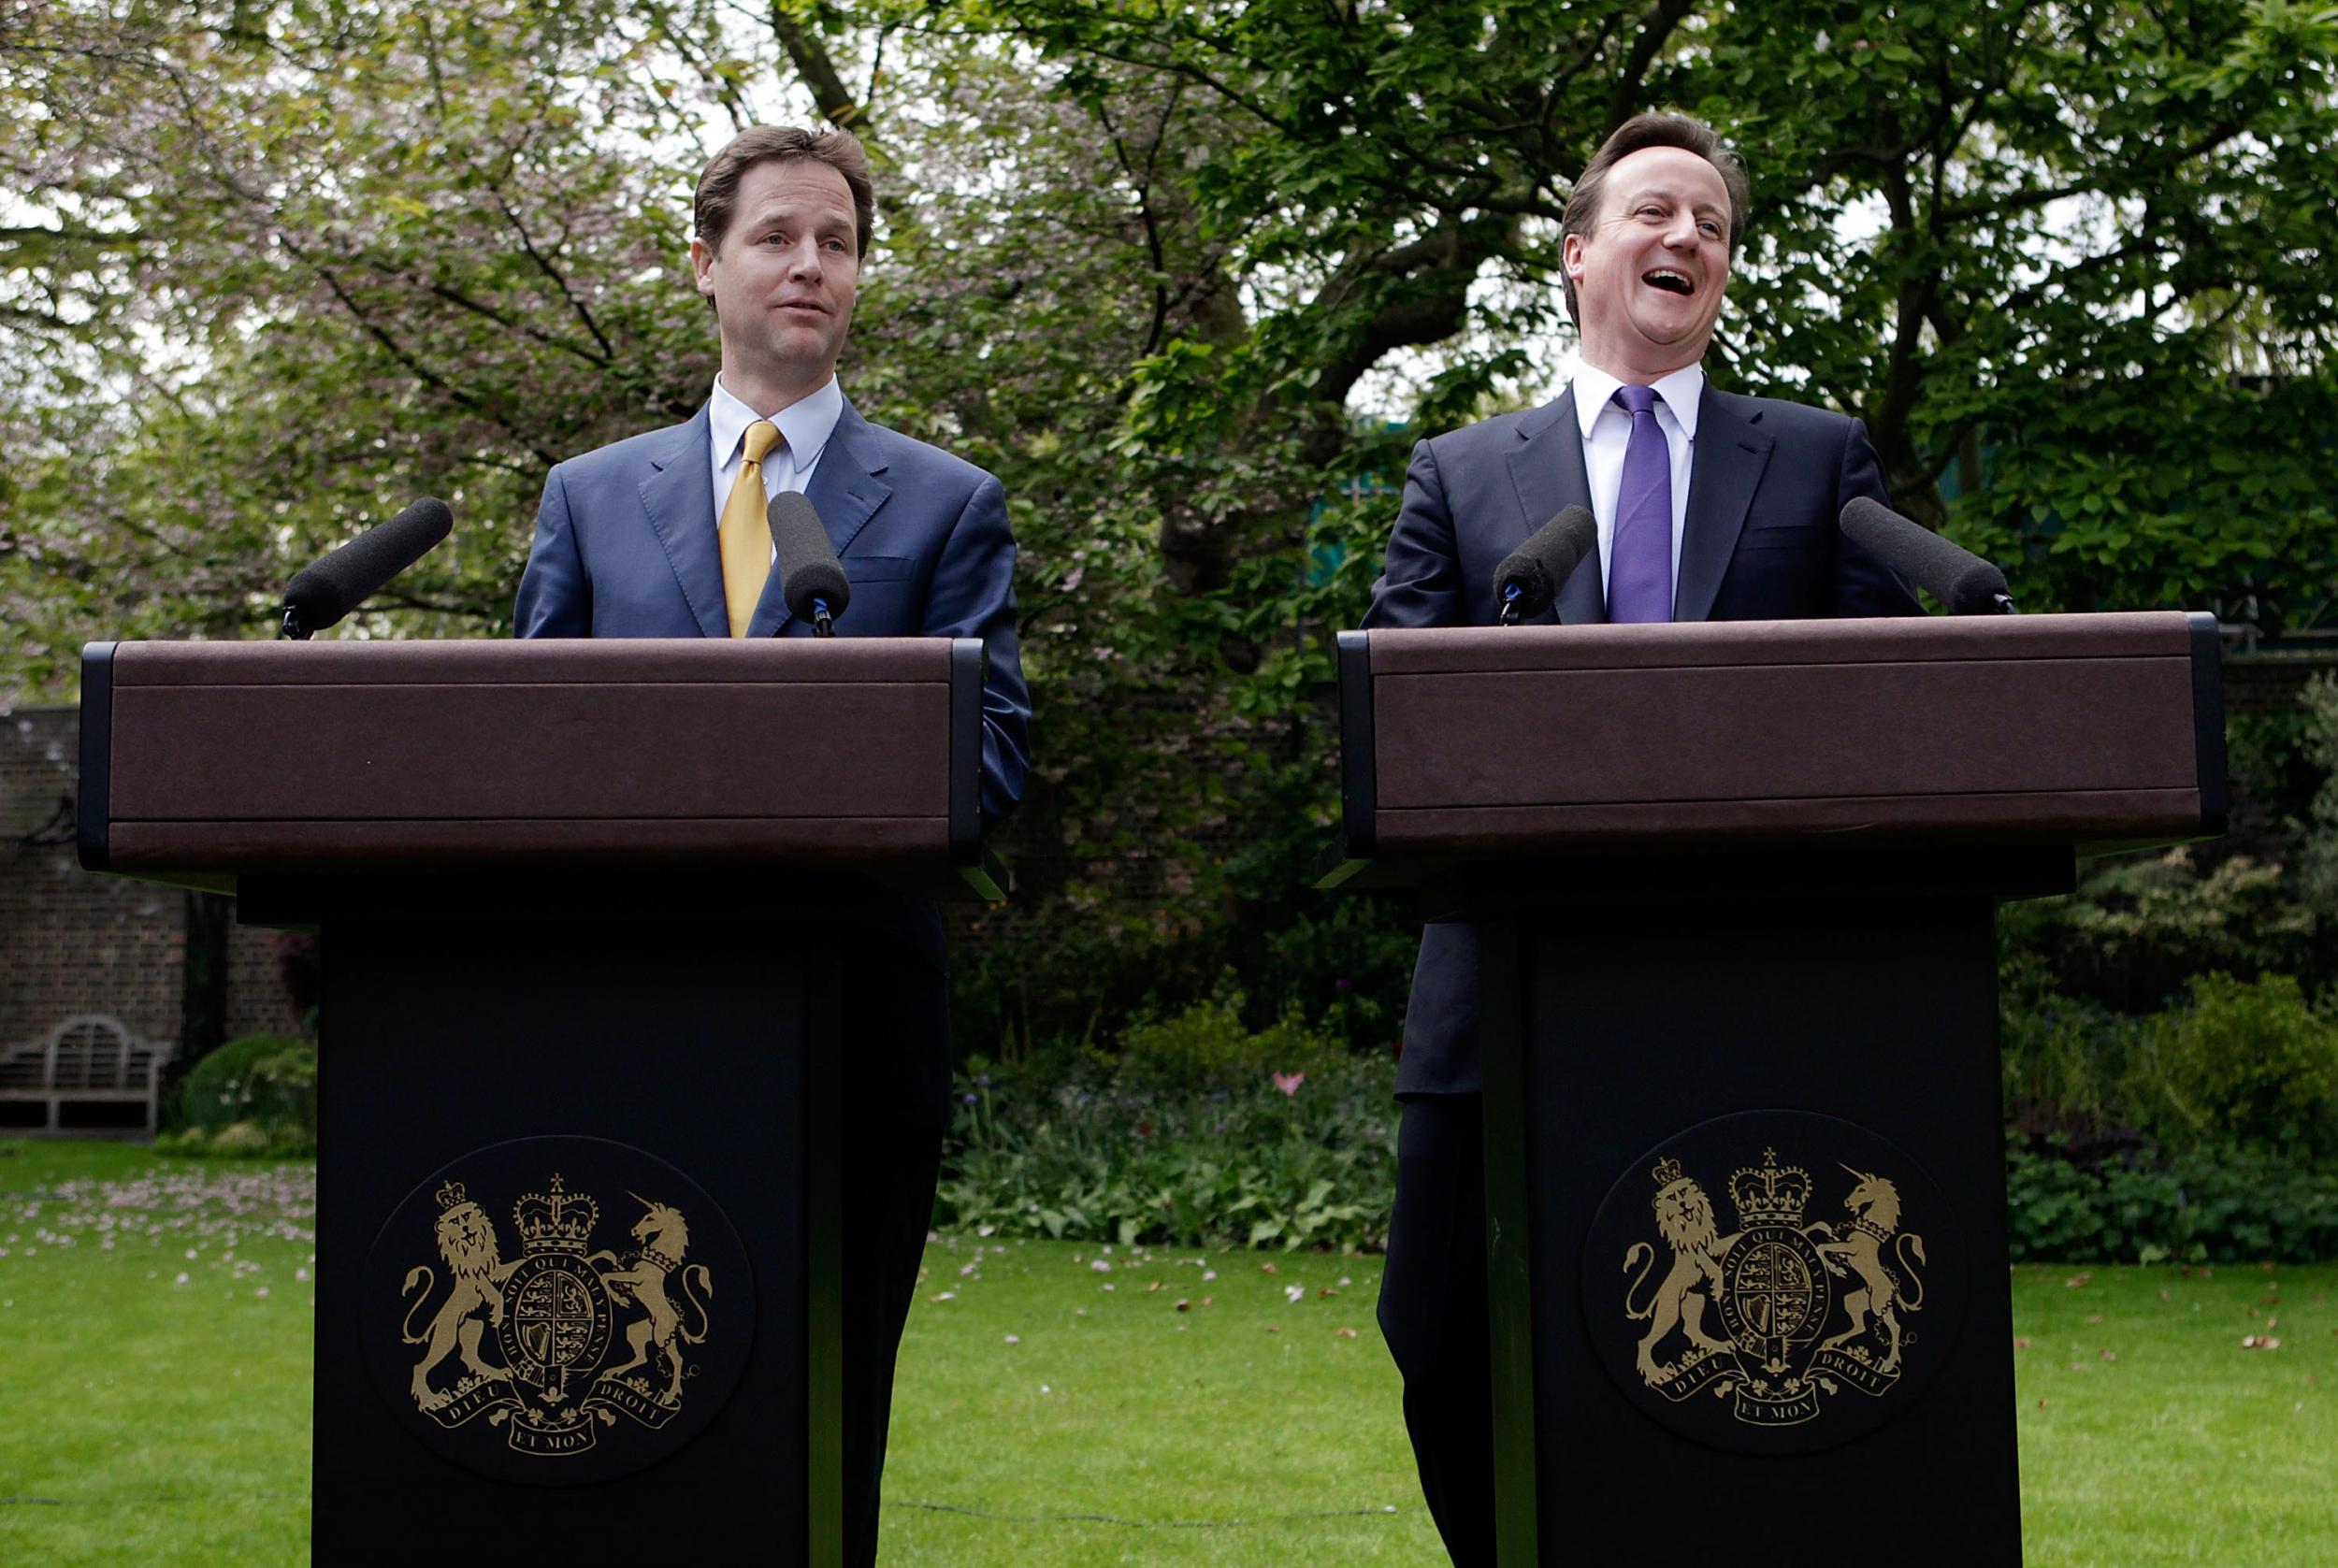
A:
[
  {"left": 1650, "top": 1155, "right": 1684, "bottom": 1188},
  {"left": 1728, "top": 1147, "right": 1810, "bottom": 1227},
  {"left": 513, "top": 1172, "right": 599, "bottom": 1254},
  {"left": 435, "top": 1179, "right": 469, "bottom": 1212}
]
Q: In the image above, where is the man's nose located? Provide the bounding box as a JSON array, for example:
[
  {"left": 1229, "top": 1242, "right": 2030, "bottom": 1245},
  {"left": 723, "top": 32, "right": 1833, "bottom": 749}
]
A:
[{"left": 787, "top": 241, "right": 824, "bottom": 280}]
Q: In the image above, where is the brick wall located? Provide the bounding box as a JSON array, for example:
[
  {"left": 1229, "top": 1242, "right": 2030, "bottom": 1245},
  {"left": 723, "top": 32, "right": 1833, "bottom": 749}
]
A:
[
  {"left": 2223, "top": 652, "right": 2338, "bottom": 719},
  {"left": 0, "top": 707, "right": 302, "bottom": 1057}
]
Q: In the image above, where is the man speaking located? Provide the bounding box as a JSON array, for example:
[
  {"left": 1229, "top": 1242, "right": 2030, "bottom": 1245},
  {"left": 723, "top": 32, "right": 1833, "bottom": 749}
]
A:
[
  {"left": 1362, "top": 112, "right": 1916, "bottom": 1565},
  {"left": 514, "top": 126, "right": 1030, "bottom": 1566}
]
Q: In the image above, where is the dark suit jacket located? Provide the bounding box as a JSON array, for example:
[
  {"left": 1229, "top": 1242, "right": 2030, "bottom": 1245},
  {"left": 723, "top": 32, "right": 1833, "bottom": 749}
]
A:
[
  {"left": 512, "top": 396, "right": 1032, "bottom": 1126},
  {"left": 1362, "top": 381, "right": 1920, "bottom": 1098}
]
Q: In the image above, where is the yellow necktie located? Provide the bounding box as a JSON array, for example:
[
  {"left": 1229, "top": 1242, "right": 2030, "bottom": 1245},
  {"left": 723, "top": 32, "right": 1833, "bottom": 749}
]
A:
[{"left": 718, "top": 420, "right": 784, "bottom": 638}]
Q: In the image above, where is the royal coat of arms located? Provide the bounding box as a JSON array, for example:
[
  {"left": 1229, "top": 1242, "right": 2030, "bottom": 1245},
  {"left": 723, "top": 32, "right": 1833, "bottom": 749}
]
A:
[
  {"left": 1621, "top": 1146, "right": 1927, "bottom": 1427},
  {"left": 397, "top": 1171, "right": 716, "bottom": 1456}
]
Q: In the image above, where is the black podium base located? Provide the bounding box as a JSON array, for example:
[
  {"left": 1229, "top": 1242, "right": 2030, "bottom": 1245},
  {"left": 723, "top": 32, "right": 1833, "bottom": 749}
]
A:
[
  {"left": 245, "top": 876, "right": 846, "bottom": 1567},
  {"left": 1457, "top": 852, "right": 2059, "bottom": 1567}
]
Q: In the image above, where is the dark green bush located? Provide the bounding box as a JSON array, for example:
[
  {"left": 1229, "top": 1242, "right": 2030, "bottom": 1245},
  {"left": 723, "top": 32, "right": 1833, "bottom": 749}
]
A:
[
  {"left": 2302, "top": 673, "right": 2338, "bottom": 917},
  {"left": 1113, "top": 993, "right": 1343, "bottom": 1092},
  {"left": 1999, "top": 972, "right": 2147, "bottom": 1130},
  {"left": 2130, "top": 972, "right": 2338, "bottom": 1152},
  {"left": 939, "top": 1000, "right": 1395, "bottom": 1251},
  {"left": 2002, "top": 848, "right": 2317, "bottom": 1012},
  {"left": 161, "top": 1034, "right": 317, "bottom": 1157},
  {"left": 2006, "top": 1136, "right": 2338, "bottom": 1263}
]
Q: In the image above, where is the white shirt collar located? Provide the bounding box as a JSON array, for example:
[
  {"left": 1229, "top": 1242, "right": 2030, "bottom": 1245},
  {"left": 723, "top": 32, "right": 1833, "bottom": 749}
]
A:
[
  {"left": 1572, "top": 361, "right": 1706, "bottom": 441},
  {"left": 709, "top": 373, "right": 844, "bottom": 469}
]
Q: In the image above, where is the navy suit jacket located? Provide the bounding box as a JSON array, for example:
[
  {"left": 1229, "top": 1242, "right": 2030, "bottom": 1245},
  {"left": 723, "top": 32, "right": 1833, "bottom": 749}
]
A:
[
  {"left": 1362, "top": 382, "right": 1919, "bottom": 1098},
  {"left": 512, "top": 396, "right": 1032, "bottom": 1125}
]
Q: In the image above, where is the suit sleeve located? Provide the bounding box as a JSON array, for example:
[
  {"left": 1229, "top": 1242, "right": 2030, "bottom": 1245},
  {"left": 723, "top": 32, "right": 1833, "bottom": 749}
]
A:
[
  {"left": 1364, "top": 438, "right": 1469, "bottom": 630},
  {"left": 512, "top": 464, "right": 591, "bottom": 638},
  {"left": 924, "top": 473, "right": 1031, "bottom": 824},
  {"left": 1829, "top": 418, "right": 1923, "bottom": 618}
]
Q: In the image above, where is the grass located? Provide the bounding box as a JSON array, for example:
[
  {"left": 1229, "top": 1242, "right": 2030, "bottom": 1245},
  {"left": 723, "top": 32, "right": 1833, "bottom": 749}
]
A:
[{"left": 3, "top": 1140, "right": 2335, "bottom": 1565}]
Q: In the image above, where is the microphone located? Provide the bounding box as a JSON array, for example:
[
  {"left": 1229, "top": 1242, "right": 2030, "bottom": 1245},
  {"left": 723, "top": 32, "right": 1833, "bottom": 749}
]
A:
[
  {"left": 766, "top": 492, "right": 851, "bottom": 636},
  {"left": 1839, "top": 496, "right": 2014, "bottom": 614},
  {"left": 1494, "top": 506, "right": 1598, "bottom": 624},
  {"left": 281, "top": 497, "right": 454, "bottom": 639}
]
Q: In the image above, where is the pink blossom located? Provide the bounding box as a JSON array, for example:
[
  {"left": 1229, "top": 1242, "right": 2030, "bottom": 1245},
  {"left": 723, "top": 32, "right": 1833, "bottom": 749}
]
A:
[{"left": 1271, "top": 1072, "right": 1306, "bottom": 1096}]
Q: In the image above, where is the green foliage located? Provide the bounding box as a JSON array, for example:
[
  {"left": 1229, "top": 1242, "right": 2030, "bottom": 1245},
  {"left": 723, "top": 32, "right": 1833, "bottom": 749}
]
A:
[
  {"left": 2133, "top": 973, "right": 2338, "bottom": 1153},
  {"left": 940, "top": 1011, "right": 1394, "bottom": 1252},
  {"left": 161, "top": 1034, "right": 318, "bottom": 1156},
  {"left": 2302, "top": 674, "right": 2338, "bottom": 913},
  {"left": 2003, "top": 961, "right": 2338, "bottom": 1154},
  {"left": 1113, "top": 993, "right": 1343, "bottom": 1093},
  {"left": 2003, "top": 847, "right": 2317, "bottom": 1011},
  {"left": 2006, "top": 1137, "right": 2338, "bottom": 1263},
  {"left": 1999, "top": 982, "right": 2150, "bottom": 1133}
]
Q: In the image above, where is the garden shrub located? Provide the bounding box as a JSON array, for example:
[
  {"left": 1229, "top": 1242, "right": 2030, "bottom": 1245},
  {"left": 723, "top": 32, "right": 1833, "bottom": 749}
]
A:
[
  {"left": 2006, "top": 1136, "right": 2338, "bottom": 1263},
  {"left": 1113, "top": 992, "right": 1343, "bottom": 1092},
  {"left": 162, "top": 1034, "right": 318, "bottom": 1156},
  {"left": 1999, "top": 973, "right": 2146, "bottom": 1130},
  {"left": 2003, "top": 848, "right": 2317, "bottom": 1011},
  {"left": 2302, "top": 673, "right": 2338, "bottom": 917},
  {"left": 941, "top": 1003, "right": 1395, "bottom": 1252},
  {"left": 2130, "top": 972, "right": 2338, "bottom": 1152}
]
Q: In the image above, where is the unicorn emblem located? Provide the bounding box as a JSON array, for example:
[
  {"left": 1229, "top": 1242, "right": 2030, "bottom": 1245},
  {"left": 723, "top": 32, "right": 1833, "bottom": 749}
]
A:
[
  {"left": 589, "top": 1194, "right": 716, "bottom": 1408},
  {"left": 1812, "top": 1166, "right": 1927, "bottom": 1373}
]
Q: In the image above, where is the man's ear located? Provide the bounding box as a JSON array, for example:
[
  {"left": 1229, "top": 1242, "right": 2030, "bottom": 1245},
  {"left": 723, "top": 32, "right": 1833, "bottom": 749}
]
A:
[
  {"left": 1562, "top": 231, "right": 1586, "bottom": 286},
  {"left": 689, "top": 237, "right": 717, "bottom": 299}
]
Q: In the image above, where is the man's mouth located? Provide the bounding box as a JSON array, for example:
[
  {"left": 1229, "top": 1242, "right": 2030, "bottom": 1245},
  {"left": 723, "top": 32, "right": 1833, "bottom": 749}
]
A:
[{"left": 1642, "top": 268, "right": 1695, "bottom": 296}]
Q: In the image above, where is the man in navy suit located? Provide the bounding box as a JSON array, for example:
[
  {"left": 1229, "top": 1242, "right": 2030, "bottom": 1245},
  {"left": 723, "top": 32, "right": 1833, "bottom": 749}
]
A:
[
  {"left": 1363, "top": 112, "right": 1917, "bottom": 1566},
  {"left": 513, "top": 126, "right": 1029, "bottom": 1567}
]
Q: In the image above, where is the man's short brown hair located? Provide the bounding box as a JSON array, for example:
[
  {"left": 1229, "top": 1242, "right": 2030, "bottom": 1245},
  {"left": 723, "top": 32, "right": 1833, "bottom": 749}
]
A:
[
  {"left": 695, "top": 126, "right": 875, "bottom": 258},
  {"left": 1559, "top": 112, "right": 1751, "bottom": 324}
]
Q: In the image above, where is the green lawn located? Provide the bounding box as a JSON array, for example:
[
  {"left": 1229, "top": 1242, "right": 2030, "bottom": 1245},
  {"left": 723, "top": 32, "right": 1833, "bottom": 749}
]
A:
[{"left": 3, "top": 1141, "right": 2333, "bottom": 1565}]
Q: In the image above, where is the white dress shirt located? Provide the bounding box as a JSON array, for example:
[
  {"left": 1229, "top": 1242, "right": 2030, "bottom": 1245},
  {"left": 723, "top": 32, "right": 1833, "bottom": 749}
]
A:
[
  {"left": 1571, "top": 362, "right": 1704, "bottom": 606},
  {"left": 707, "top": 373, "right": 844, "bottom": 545}
]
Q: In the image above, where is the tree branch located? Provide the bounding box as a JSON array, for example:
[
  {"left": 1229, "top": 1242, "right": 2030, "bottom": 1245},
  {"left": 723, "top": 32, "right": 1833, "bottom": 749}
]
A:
[
  {"left": 769, "top": 2, "right": 870, "bottom": 134},
  {"left": 1605, "top": 0, "right": 1696, "bottom": 133}
]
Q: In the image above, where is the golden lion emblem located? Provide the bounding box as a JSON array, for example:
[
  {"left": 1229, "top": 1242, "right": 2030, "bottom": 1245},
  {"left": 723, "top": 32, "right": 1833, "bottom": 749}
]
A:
[
  {"left": 400, "top": 1182, "right": 517, "bottom": 1410},
  {"left": 1623, "top": 1160, "right": 1739, "bottom": 1383}
]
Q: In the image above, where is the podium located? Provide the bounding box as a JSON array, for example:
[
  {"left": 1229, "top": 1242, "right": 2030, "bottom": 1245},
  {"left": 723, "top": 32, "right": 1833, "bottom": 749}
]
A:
[
  {"left": 79, "top": 636, "right": 1000, "bottom": 1566},
  {"left": 1321, "top": 611, "right": 2226, "bottom": 1564}
]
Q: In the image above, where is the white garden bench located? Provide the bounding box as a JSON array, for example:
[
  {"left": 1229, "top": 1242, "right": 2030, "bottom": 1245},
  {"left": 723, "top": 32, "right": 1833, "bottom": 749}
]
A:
[{"left": 0, "top": 1014, "right": 177, "bottom": 1137}]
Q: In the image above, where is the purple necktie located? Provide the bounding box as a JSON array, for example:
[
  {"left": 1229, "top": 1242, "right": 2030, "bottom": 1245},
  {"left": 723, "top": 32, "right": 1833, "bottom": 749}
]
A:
[{"left": 1609, "top": 384, "right": 1674, "bottom": 623}]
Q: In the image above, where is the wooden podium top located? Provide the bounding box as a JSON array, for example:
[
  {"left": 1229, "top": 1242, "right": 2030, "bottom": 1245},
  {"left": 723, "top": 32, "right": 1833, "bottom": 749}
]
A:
[
  {"left": 79, "top": 638, "right": 998, "bottom": 897},
  {"left": 1323, "top": 611, "right": 2226, "bottom": 885}
]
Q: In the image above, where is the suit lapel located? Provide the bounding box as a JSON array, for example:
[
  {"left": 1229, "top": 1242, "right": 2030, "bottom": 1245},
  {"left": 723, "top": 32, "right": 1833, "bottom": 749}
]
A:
[
  {"left": 750, "top": 397, "right": 895, "bottom": 636},
  {"left": 1505, "top": 389, "right": 1605, "bottom": 625},
  {"left": 1675, "top": 386, "right": 1775, "bottom": 623},
  {"left": 638, "top": 406, "right": 728, "bottom": 639}
]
